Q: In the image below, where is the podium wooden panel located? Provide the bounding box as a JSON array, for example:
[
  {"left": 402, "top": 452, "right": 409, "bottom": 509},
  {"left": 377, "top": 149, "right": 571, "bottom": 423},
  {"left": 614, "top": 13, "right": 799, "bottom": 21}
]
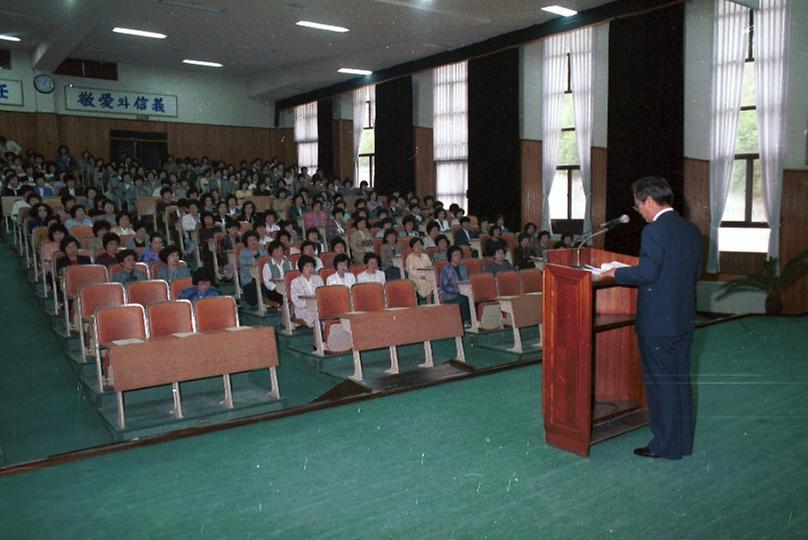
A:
[{"left": 541, "top": 248, "right": 647, "bottom": 457}]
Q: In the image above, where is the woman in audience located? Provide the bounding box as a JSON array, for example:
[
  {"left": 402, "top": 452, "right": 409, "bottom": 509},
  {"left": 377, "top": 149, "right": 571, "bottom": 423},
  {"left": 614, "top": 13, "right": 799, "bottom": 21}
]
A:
[
  {"left": 154, "top": 245, "right": 191, "bottom": 284},
  {"left": 214, "top": 201, "right": 229, "bottom": 229},
  {"left": 300, "top": 241, "right": 324, "bottom": 271},
  {"left": 432, "top": 235, "right": 450, "bottom": 262},
  {"left": 349, "top": 217, "right": 374, "bottom": 264},
  {"left": 239, "top": 230, "right": 267, "bottom": 307},
  {"left": 305, "top": 228, "right": 326, "bottom": 255},
  {"left": 513, "top": 232, "right": 537, "bottom": 269},
  {"left": 55, "top": 236, "right": 91, "bottom": 275},
  {"left": 64, "top": 205, "right": 93, "bottom": 231},
  {"left": 260, "top": 240, "right": 291, "bottom": 307},
  {"left": 42, "top": 223, "right": 68, "bottom": 270},
  {"left": 94, "top": 233, "right": 120, "bottom": 267},
  {"left": 439, "top": 246, "right": 472, "bottom": 328},
  {"left": 111, "top": 249, "right": 147, "bottom": 285},
  {"left": 495, "top": 215, "right": 510, "bottom": 233},
  {"left": 357, "top": 253, "right": 386, "bottom": 284},
  {"left": 235, "top": 180, "right": 252, "bottom": 205},
  {"left": 523, "top": 222, "right": 539, "bottom": 243},
  {"left": 400, "top": 215, "right": 420, "bottom": 237},
  {"left": 555, "top": 233, "right": 574, "bottom": 249},
  {"left": 537, "top": 230, "right": 553, "bottom": 257},
  {"left": 288, "top": 193, "right": 307, "bottom": 225},
  {"left": 88, "top": 220, "right": 110, "bottom": 253},
  {"left": 241, "top": 201, "right": 257, "bottom": 226},
  {"left": 290, "top": 255, "right": 324, "bottom": 328},
  {"left": 434, "top": 208, "right": 452, "bottom": 232},
  {"left": 327, "top": 253, "right": 356, "bottom": 287},
  {"left": 264, "top": 210, "right": 281, "bottom": 237},
  {"left": 272, "top": 188, "right": 289, "bottom": 220},
  {"left": 140, "top": 232, "right": 165, "bottom": 265},
  {"left": 111, "top": 212, "right": 135, "bottom": 237},
  {"left": 486, "top": 247, "right": 514, "bottom": 275},
  {"left": 405, "top": 237, "right": 433, "bottom": 304},
  {"left": 54, "top": 145, "right": 76, "bottom": 173},
  {"left": 126, "top": 221, "right": 149, "bottom": 250},
  {"left": 303, "top": 199, "right": 328, "bottom": 231},
  {"left": 484, "top": 226, "right": 508, "bottom": 257},
  {"left": 421, "top": 221, "right": 441, "bottom": 248},
  {"left": 225, "top": 195, "right": 240, "bottom": 219},
  {"left": 380, "top": 229, "right": 401, "bottom": 281},
  {"left": 27, "top": 203, "right": 53, "bottom": 234},
  {"left": 326, "top": 207, "right": 347, "bottom": 245}
]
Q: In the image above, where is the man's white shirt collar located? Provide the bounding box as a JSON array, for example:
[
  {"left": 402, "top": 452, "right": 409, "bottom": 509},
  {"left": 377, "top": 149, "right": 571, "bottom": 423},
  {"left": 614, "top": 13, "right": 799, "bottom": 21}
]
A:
[{"left": 653, "top": 207, "right": 675, "bottom": 222}]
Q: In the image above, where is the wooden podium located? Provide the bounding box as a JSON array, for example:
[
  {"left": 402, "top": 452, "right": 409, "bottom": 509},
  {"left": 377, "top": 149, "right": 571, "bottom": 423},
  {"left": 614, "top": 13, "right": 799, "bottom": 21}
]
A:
[{"left": 541, "top": 247, "right": 648, "bottom": 457}]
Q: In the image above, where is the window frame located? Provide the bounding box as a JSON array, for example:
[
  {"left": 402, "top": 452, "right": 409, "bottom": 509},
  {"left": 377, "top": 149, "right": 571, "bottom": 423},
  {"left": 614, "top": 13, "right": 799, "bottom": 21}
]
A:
[
  {"left": 554, "top": 52, "right": 582, "bottom": 221},
  {"left": 721, "top": 9, "right": 766, "bottom": 230}
]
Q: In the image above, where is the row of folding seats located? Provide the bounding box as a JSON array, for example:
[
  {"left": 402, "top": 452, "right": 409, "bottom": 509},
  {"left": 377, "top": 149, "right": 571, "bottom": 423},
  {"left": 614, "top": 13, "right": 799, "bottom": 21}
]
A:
[
  {"left": 311, "top": 280, "right": 419, "bottom": 354},
  {"left": 89, "top": 295, "right": 239, "bottom": 391}
]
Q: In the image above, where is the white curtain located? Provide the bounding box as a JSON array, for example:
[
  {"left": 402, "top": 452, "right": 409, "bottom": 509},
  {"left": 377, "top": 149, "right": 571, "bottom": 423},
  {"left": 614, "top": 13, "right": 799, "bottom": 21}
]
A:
[
  {"left": 755, "top": 0, "right": 790, "bottom": 263},
  {"left": 353, "top": 85, "right": 375, "bottom": 184},
  {"left": 294, "top": 101, "right": 318, "bottom": 171},
  {"left": 707, "top": 0, "right": 748, "bottom": 273},
  {"left": 541, "top": 34, "right": 567, "bottom": 232},
  {"left": 569, "top": 27, "right": 594, "bottom": 235},
  {"left": 434, "top": 61, "right": 468, "bottom": 209}
]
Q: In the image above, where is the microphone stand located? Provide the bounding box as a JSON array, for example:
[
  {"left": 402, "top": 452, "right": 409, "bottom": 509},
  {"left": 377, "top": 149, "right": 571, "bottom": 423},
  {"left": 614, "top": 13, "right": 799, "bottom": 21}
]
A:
[{"left": 574, "top": 226, "right": 611, "bottom": 268}]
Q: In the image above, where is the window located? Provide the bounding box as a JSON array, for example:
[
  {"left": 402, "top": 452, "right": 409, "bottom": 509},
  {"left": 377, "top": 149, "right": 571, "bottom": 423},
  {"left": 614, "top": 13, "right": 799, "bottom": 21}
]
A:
[
  {"left": 433, "top": 61, "right": 468, "bottom": 209},
  {"left": 294, "top": 101, "right": 318, "bottom": 172},
  {"left": 355, "top": 87, "right": 376, "bottom": 187},
  {"left": 719, "top": 9, "right": 769, "bottom": 253},
  {"left": 549, "top": 53, "right": 585, "bottom": 220}
]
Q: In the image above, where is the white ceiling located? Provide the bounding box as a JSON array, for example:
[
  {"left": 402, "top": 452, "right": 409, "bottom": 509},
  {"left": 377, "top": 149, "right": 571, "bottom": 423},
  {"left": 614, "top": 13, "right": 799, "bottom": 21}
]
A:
[{"left": 1, "top": 0, "right": 613, "bottom": 100}]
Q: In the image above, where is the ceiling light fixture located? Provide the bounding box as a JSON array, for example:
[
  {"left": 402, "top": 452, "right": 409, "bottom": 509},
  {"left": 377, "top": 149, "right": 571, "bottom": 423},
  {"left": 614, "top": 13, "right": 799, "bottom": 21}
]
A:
[
  {"left": 182, "top": 59, "right": 223, "bottom": 67},
  {"left": 541, "top": 5, "right": 578, "bottom": 17},
  {"left": 113, "top": 27, "right": 167, "bottom": 39},
  {"left": 338, "top": 68, "right": 373, "bottom": 75},
  {"left": 296, "top": 20, "right": 349, "bottom": 33},
  {"left": 0, "top": 34, "right": 21, "bottom": 42}
]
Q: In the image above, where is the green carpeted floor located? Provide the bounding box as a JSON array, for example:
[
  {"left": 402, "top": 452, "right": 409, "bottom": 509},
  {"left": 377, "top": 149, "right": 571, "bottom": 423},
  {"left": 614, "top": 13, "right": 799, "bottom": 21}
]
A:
[
  {"left": 1, "top": 315, "right": 806, "bottom": 538},
  {"left": 0, "top": 243, "right": 114, "bottom": 464}
]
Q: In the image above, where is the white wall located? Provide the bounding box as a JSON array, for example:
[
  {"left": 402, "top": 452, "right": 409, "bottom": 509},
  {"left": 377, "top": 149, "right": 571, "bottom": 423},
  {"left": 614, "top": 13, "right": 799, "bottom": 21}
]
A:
[
  {"left": 0, "top": 49, "right": 275, "bottom": 128},
  {"left": 684, "top": 0, "right": 808, "bottom": 170}
]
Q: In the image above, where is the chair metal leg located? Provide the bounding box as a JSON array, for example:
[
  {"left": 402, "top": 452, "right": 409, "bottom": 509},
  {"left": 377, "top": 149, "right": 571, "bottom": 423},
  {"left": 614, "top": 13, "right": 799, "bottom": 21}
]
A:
[
  {"left": 386, "top": 345, "right": 400, "bottom": 375},
  {"left": 116, "top": 391, "right": 126, "bottom": 429},
  {"left": 349, "top": 350, "right": 364, "bottom": 382},
  {"left": 268, "top": 366, "right": 280, "bottom": 400},
  {"left": 455, "top": 336, "right": 467, "bottom": 363},
  {"left": 222, "top": 374, "right": 234, "bottom": 408},
  {"left": 171, "top": 382, "right": 184, "bottom": 418},
  {"left": 419, "top": 341, "right": 434, "bottom": 368}
]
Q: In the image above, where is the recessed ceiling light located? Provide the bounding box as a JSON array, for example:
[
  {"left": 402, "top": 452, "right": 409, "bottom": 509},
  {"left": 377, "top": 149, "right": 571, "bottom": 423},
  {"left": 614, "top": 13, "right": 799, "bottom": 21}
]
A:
[
  {"left": 541, "top": 5, "right": 578, "bottom": 17},
  {"left": 113, "top": 27, "right": 167, "bottom": 39},
  {"left": 296, "top": 20, "right": 349, "bottom": 33},
  {"left": 338, "top": 68, "right": 373, "bottom": 75},
  {"left": 0, "top": 34, "right": 21, "bottom": 42},
  {"left": 182, "top": 59, "right": 223, "bottom": 67}
]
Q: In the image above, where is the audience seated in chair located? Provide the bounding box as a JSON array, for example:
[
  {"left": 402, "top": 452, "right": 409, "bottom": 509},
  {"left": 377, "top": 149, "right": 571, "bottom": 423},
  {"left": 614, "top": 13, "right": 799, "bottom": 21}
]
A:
[
  {"left": 154, "top": 245, "right": 191, "bottom": 284},
  {"left": 178, "top": 267, "right": 221, "bottom": 304},
  {"left": 290, "top": 255, "right": 324, "bottom": 328},
  {"left": 111, "top": 249, "right": 148, "bottom": 284},
  {"left": 486, "top": 247, "right": 514, "bottom": 275},
  {"left": 405, "top": 237, "right": 432, "bottom": 304},
  {"left": 439, "top": 246, "right": 472, "bottom": 328},
  {"left": 357, "top": 253, "right": 386, "bottom": 284}
]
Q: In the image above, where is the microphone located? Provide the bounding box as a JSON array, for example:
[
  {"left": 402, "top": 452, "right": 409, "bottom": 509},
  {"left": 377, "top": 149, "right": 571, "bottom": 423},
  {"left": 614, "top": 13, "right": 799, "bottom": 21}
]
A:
[{"left": 599, "top": 214, "right": 630, "bottom": 229}]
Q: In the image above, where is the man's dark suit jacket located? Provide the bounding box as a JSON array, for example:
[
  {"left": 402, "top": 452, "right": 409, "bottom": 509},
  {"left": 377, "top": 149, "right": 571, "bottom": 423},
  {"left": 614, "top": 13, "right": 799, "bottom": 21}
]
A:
[{"left": 614, "top": 210, "right": 702, "bottom": 336}]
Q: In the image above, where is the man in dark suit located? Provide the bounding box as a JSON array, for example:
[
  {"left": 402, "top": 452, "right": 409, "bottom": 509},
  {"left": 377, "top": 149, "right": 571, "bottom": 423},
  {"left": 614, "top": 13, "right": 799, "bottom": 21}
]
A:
[{"left": 603, "top": 176, "right": 703, "bottom": 460}]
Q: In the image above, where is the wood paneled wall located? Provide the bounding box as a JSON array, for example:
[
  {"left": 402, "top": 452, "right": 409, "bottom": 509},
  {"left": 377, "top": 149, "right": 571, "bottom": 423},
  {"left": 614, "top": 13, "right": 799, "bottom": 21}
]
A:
[
  {"left": 0, "top": 110, "right": 295, "bottom": 166},
  {"left": 520, "top": 139, "right": 541, "bottom": 228},
  {"left": 332, "top": 119, "right": 353, "bottom": 180},
  {"left": 413, "top": 126, "right": 434, "bottom": 199},
  {"left": 781, "top": 170, "right": 808, "bottom": 314},
  {"left": 591, "top": 147, "right": 608, "bottom": 249}
]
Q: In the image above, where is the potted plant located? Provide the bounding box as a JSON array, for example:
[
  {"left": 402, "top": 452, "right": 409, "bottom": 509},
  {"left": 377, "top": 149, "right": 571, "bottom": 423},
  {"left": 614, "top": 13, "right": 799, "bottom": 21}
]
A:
[{"left": 717, "top": 250, "right": 808, "bottom": 315}]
